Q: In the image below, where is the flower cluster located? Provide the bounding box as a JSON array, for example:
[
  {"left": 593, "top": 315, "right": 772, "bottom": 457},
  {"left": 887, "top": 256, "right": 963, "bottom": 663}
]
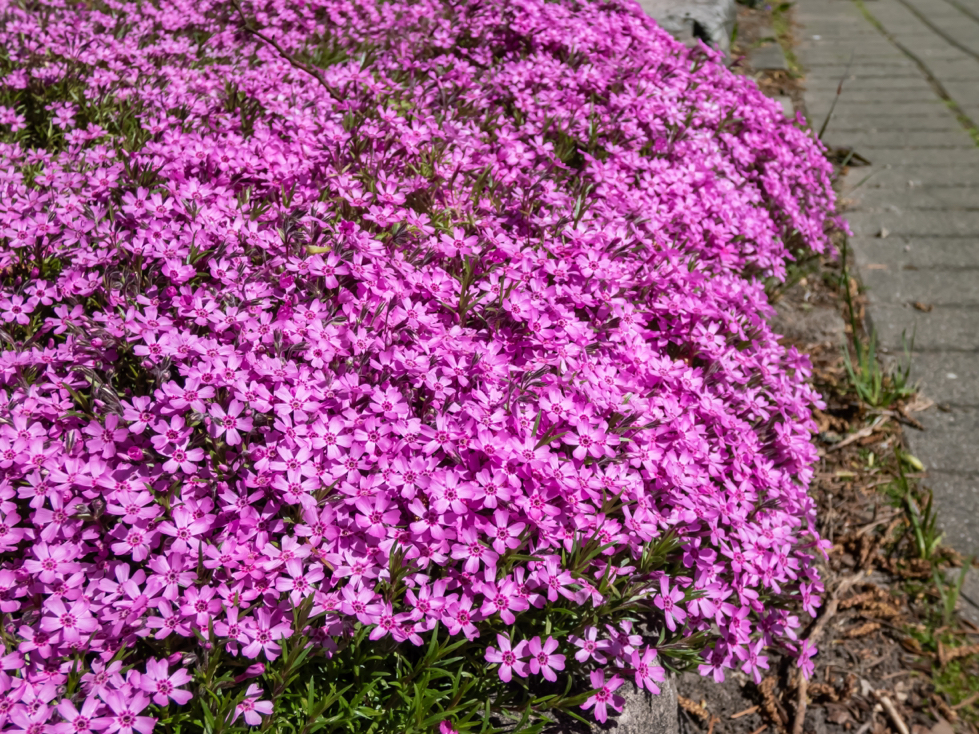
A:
[{"left": 0, "top": 0, "right": 836, "bottom": 729}]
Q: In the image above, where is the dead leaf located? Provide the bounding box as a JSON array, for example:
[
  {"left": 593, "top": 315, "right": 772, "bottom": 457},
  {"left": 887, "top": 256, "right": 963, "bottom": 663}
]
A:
[
  {"left": 846, "top": 621, "right": 881, "bottom": 638},
  {"left": 912, "top": 301, "right": 933, "bottom": 312},
  {"left": 826, "top": 704, "right": 852, "bottom": 725}
]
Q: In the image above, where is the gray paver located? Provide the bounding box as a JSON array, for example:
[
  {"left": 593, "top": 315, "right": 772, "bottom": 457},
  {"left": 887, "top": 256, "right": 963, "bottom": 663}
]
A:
[
  {"left": 922, "top": 472, "right": 979, "bottom": 552},
  {"left": 844, "top": 186, "right": 979, "bottom": 208},
  {"left": 848, "top": 236, "right": 979, "bottom": 267},
  {"left": 750, "top": 43, "right": 789, "bottom": 70},
  {"left": 846, "top": 210, "right": 979, "bottom": 236},
  {"left": 858, "top": 267, "right": 979, "bottom": 305},
  {"left": 822, "top": 131, "right": 978, "bottom": 148},
  {"left": 800, "top": 0, "right": 979, "bottom": 562},
  {"left": 840, "top": 166, "right": 979, "bottom": 187},
  {"left": 867, "top": 303, "right": 979, "bottom": 358},
  {"left": 912, "top": 409, "right": 979, "bottom": 474},
  {"left": 906, "top": 352, "right": 979, "bottom": 405}
]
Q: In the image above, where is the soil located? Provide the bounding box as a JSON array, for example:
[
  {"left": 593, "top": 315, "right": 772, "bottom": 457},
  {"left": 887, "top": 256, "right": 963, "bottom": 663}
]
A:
[{"left": 674, "top": 237, "right": 979, "bottom": 734}]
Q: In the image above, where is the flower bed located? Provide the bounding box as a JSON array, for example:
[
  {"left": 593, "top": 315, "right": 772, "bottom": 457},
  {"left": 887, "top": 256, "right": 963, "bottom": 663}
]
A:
[{"left": 0, "top": 0, "right": 837, "bottom": 730}]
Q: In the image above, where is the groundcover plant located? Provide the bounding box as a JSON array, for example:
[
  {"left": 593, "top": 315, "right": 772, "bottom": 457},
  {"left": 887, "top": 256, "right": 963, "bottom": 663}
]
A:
[{"left": 0, "top": 0, "right": 839, "bottom": 730}]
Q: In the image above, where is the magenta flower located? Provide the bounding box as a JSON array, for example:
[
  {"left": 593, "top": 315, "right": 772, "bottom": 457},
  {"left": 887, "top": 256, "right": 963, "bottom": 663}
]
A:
[
  {"left": 140, "top": 658, "right": 193, "bottom": 706},
  {"left": 569, "top": 627, "right": 613, "bottom": 664},
  {"left": 54, "top": 696, "right": 101, "bottom": 734},
  {"left": 631, "top": 647, "right": 666, "bottom": 694},
  {"left": 484, "top": 634, "right": 529, "bottom": 683},
  {"left": 653, "top": 576, "right": 687, "bottom": 632},
  {"left": 242, "top": 609, "right": 292, "bottom": 660},
  {"left": 209, "top": 401, "right": 252, "bottom": 446},
  {"left": 526, "top": 636, "right": 566, "bottom": 682},
  {"left": 94, "top": 691, "right": 156, "bottom": 734},
  {"left": 734, "top": 639, "right": 770, "bottom": 684},
  {"left": 24, "top": 543, "right": 80, "bottom": 584},
  {"left": 795, "top": 638, "right": 818, "bottom": 680},
  {"left": 581, "top": 669, "right": 626, "bottom": 723},
  {"left": 231, "top": 684, "right": 273, "bottom": 726},
  {"left": 354, "top": 496, "right": 400, "bottom": 539},
  {"left": 39, "top": 598, "right": 97, "bottom": 644}
]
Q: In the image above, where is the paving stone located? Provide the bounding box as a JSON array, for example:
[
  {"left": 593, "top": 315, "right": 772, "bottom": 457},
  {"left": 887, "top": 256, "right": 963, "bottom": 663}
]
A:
[
  {"left": 805, "top": 89, "right": 954, "bottom": 104},
  {"left": 798, "top": 0, "right": 979, "bottom": 572},
  {"left": 805, "top": 105, "right": 951, "bottom": 128},
  {"left": 956, "top": 568, "right": 979, "bottom": 628},
  {"left": 840, "top": 165, "right": 979, "bottom": 187},
  {"left": 844, "top": 148, "right": 979, "bottom": 166},
  {"left": 639, "top": 0, "right": 736, "bottom": 52},
  {"left": 909, "top": 408, "right": 979, "bottom": 474},
  {"left": 918, "top": 471, "right": 979, "bottom": 555},
  {"left": 848, "top": 236, "right": 979, "bottom": 268},
  {"left": 827, "top": 117, "right": 965, "bottom": 132},
  {"left": 866, "top": 303, "right": 979, "bottom": 352},
  {"left": 822, "top": 131, "right": 978, "bottom": 148},
  {"left": 843, "top": 185, "right": 979, "bottom": 208},
  {"left": 857, "top": 267, "right": 979, "bottom": 306},
  {"left": 906, "top": 352, "right": 979, "bottom": 406},
  {"left": 750, "top": 43, "right": 788, "bottom": 70},
  {"left": 803, "top": 77, "right": 936, "bottom": 91},
  {"left": 846, "top": 210, "right": 979, "bottom": 237}
]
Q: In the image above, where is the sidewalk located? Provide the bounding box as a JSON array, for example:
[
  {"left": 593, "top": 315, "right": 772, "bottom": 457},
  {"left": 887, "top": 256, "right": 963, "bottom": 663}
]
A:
[{"left": 795, "top": 0, "right": 979, "bottom": 558}]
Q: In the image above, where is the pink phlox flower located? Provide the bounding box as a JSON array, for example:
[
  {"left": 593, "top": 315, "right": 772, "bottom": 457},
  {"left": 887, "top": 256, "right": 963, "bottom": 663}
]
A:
[
  {"left": 569, "top": 627, "right": 613, "bottom": 664},
  {"left": 120, "top": 397, "right": 155, "bottom": 434},
  {"left": 39, "top": 596, "right": 97, "bottom": 644},
  {"left": 241, "top": 609, "right": 292, "bottom": 661},
  {"left": 231, "top": 684, "right": 273, "bottom": 726},
  {"left": 158, "top": 506, "right": 211, "bottom": 553},
  {"left": 404, "top": 580, "right": 450, "bottom": 621},
  {"left": 94, "top": 691, "right": 155, "bottom": 734},
  {"left": 275, "top": 562, "right": 324, "bottom": 605},
  {"left": 733, "top": 639, "right": 770, "bottom": 684},
  {"left": 653, "top": 576, "right": 687, "bottom": 632},
  {"left": 581, "top": 669, "right": 625, "bottom": 723},
  {"left": 214, "top": 606, "right": 251, "bottom": 654},
  {"left": 149, "top": 416, "right": 192, "bottom": 453},
  {"left": 484, "top": 633, "right": 528, "bottom": 683},
  {"left": 431, "top": 472, "right": 472, "bottom": 515},
  {"left": 24, "top": 542, "right": 81, "bottom": 584},
  {"left": 354, "top": 495, "right": 400, "bottom": 539},
  {"left": 419, "top": 415, "right": 456, "bottom": 456},
  {"left": 536, "top": 556, "right": 577, "bottom": 602},
  {"left": 209, "top": 400, "right": 252, "bottom": 446},
  {"left": 482, "top": 509, "right": 527, "bottom": 553},
  {"left": 161, "top": 377, "right": 214, "bottom": 413},
  {"left": 526, "top": 636, "right": 566, "bottom": 682},
  {"left": 262, "top": 536, "right": 311, "bottom": 575},
  {"left": 442, "top": 595, "right": 481, "bottom": 641},
  {"left": 140, "top": 658, "right": 193, "bottom": 706},
  {"left": 450, "top": 526, "right": 498, "bottom": 574},
  {"left": 146, "top": 553, "right": 195, "bottom": 601},
  {"left": 54, "top": 696, "right": 102, "bottom": 734},
  {"left": 795, "top": 638, "right": 818, "bottom": 680},
  {"left": 631, "top": 646, "right": 666, "bottom": 693},
  {"left": 477, "top": 579, "right": 528, "bottom": 625},
  {"left": 80, "top": 661, "right": 124, "bottom": 697},
  {"left": 339, "top": 586, "right": 382, "bottom": 626},
  {"left": 179, "top": 585, "right": 221, "bottom": 628}
]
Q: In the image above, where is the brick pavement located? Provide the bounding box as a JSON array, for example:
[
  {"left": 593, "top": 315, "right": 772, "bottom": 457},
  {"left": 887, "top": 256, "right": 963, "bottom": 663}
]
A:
[{"left": 795, "top": 0, "right": 979, "bottom": 561}]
